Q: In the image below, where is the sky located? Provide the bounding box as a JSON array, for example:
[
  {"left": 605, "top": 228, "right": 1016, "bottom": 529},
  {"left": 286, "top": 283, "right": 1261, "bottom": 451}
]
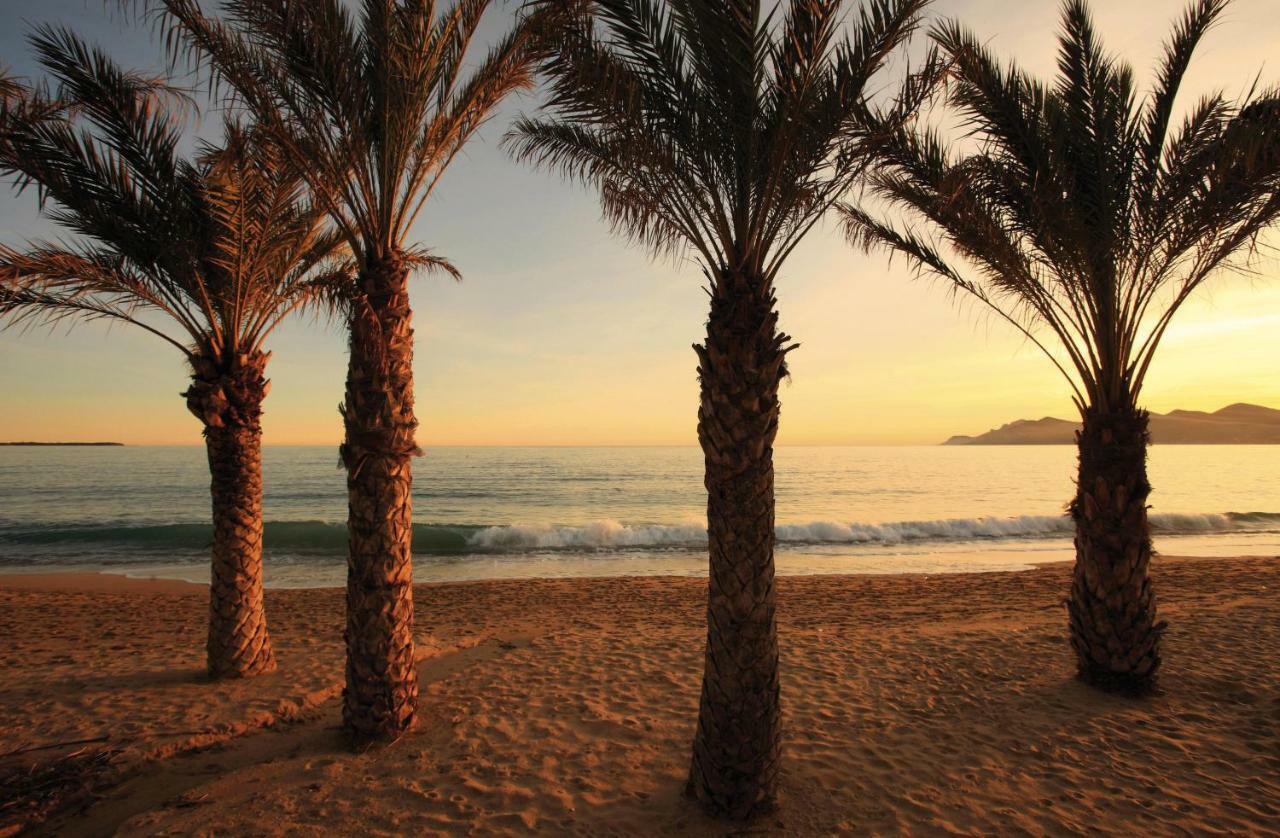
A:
[{"left": 0, "top": 0, "right": 1278, "bottom": 446}]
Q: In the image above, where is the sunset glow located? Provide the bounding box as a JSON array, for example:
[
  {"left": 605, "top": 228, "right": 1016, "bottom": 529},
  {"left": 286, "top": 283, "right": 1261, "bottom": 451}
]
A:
[{"left": 2, "top": 0, "right": 1276, "bottom": 447}]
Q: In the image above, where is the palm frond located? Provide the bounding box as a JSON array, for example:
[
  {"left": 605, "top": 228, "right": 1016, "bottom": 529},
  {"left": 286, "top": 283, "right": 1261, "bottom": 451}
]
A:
[
  {"left": 149, "top": 0, "right": 541, "bottom": 273},
  {"left": 509, "top": 0, "right": 932, "bottom": 282},
  {"left": 0, "top": 32, "right": 348, "bottom": 367},
  {"left": 0, "top": 69, "right": 23, "bottom": 104},
  {"left": 847, "top": 0, "right": 1280, "bottom": 413}
]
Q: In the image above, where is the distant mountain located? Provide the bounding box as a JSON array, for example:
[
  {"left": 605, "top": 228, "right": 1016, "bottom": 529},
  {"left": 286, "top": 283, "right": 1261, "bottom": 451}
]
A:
[{"left": 942, "top": 403, "right": 1280, "bottom": 445}]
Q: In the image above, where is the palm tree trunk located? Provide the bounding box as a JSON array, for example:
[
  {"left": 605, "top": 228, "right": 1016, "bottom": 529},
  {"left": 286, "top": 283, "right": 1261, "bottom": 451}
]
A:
[
  {"left": 686, "top": 268, "right": 789, "bottom": 820},
  {"left": 1067, "top": 406, "right": 1166, "bottom": 693},
  {"left": 340, "top": 255, "right": 420, "bottom": 748},
  {"left": 186, "top": 353, "right": 276, "bottom": 679}
]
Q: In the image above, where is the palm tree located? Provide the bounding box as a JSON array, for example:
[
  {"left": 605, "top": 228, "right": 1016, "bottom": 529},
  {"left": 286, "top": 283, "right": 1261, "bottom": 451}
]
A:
[
  {"left": 0, "top": 27, "right": 347, "bottom": 679},
  {"left": 508, "top": 0, "right": 935, "bottom": 818},
  {"left": 843, "top": 0, "right": 1280, "bottom": 693},
  {"left": 145, "top": 0, "right": 545, "bottom": 746}
]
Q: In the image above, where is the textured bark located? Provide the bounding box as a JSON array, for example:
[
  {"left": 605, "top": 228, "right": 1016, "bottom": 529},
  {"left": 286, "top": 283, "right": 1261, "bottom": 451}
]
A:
[
  {"left": 185, "top": 352, "right": 276, "bottom": 680},
  {"left": 686, "top": 267, "right": 790, "bottom": 820},
  {"left": 340, "top": 255, "right": 420, "bottom": 748},
  {"left": 1067, "top": 406, "right": 1166, "bottom": 694}
]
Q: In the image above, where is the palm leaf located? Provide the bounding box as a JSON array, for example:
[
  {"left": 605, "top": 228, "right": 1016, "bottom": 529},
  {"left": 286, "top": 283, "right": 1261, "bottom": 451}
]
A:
[
  {"left": 0, "top": 32, "right": 348, "bottom": 365},
  {"left": 148, "top": 0, "right": 542, "bottom": 274},
  {"left": 509, "top": 0, "right": 933, "bottom": 282},
  {"left": 845, "top": 0, "right": 1280, "bottom": 412}
]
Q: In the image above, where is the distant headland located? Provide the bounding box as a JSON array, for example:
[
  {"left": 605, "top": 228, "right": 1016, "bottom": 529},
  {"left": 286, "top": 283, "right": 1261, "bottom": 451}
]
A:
[
  {"left": 943, "top": 403, "right": 1280, "bottom": 445},
  {"left": 0, "top": 441, "right": 125, "bottom": 447}
]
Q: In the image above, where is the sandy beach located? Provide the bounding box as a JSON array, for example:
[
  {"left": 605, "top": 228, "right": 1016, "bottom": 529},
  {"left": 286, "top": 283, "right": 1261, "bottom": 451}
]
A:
[{"left": 1, "top": 556, "right": 1277, "bottom": 835}]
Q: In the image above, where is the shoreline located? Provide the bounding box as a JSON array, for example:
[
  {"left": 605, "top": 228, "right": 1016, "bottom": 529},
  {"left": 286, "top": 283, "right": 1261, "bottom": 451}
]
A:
[
  {"left": 0, "top": 570, "right": 203, "bottom": 594},
  {"left": 0, "top": 549, "right": 1266, "bottom": 593},
  {"left": 2, "top": 554, "right": 1277, "bottom": 834}
]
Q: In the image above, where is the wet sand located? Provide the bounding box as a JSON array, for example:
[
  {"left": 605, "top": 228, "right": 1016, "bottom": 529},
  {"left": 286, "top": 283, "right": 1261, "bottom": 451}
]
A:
[{"left": 1, "top": 556, "right": 1277, "bottom": 835}]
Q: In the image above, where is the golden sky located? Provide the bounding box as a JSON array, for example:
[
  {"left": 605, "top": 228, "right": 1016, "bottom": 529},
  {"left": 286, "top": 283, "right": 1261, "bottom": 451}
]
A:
[{"left": 0, "top": 0, "right": 1277, "bottom": 446}]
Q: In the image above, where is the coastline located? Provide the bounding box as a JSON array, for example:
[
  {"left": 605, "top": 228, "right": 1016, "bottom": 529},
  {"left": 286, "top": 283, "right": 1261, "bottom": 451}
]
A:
[
  {"left": 0, "top": 571, "right": 202, "bottom": 594},
  {"left": 2, "top": 555, "right": 1277, "bottom": 834},
  {"left": 0, "top": 546, "right": 1249, "bottom": 591}
]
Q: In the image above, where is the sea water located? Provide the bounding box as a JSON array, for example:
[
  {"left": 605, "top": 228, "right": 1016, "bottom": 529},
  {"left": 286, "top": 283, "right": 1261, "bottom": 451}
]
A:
[{"left": 0, "top": 445, "right": 1277, "bottom": 587}]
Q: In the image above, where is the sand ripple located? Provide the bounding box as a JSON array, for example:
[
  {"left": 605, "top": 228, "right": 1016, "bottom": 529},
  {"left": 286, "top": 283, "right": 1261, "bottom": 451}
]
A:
[{"left": 1, "top": 557, "right": 1277, "bottom": 835}]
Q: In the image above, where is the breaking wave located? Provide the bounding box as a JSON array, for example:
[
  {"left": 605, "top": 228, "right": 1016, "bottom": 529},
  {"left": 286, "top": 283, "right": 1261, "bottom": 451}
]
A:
[
  {"left": 3, "top": 511, "right": 1276, "bottom": 562},
  {"left": 468, "top": 511, "right": 1279, "bottom": 550}
]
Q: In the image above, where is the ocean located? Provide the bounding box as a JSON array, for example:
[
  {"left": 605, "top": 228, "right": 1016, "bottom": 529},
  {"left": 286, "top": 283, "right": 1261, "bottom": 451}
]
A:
[{"left": 1, "top": 445, "right": 1277, "bottom": 587}]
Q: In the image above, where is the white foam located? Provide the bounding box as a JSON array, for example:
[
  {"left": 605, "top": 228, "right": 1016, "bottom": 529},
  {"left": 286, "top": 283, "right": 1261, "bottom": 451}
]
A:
[
  {"left": 1149, "top": 512, "right": 1237, "bottom": 532},
  {"left": 464, "top": 512, "right": 1269, "bottom": 551},
  {"left": 467, "top": 519, "right": 707, "bottom": 550}
]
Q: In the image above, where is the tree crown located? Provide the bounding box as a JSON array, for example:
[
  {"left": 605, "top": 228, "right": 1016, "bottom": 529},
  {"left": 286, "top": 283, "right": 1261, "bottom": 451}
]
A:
[
  {"left": 508, "top": 0, "right": 938, "bottom": 281},
  {"left": 0, "top": 26, "right": 348, "bottom": 366},
  {"left": 149, "top": 0, "right": 545, "bottom": 272},
  {"left": 844, "top": 0, "right": 1280, "bottom": 412}
]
